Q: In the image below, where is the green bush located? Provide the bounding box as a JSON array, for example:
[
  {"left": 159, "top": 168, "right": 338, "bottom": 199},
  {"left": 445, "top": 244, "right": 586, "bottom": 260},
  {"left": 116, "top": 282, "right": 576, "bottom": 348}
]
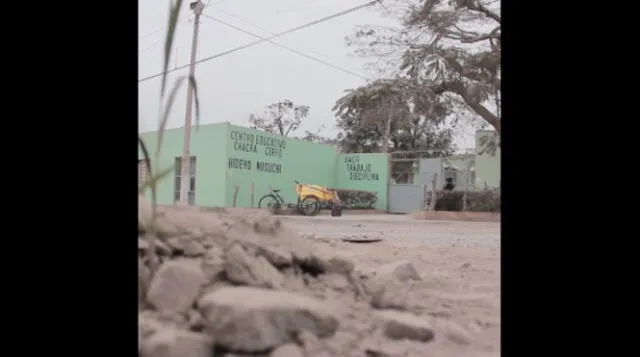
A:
[
  {"left": 318, "top": 190, "right": 378, "bottom": 209},
  {"left": 430, "top": 190, "right": 500, "bottom": 212}
]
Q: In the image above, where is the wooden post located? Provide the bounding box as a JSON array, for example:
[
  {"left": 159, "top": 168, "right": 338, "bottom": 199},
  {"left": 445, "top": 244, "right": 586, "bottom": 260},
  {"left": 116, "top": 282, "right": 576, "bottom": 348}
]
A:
[
  {"left": 429, "top": 173, "right": 438, "bottom": 211},
  {"left": 250, "top": 183, "right": 255, "bottom": 208},
  {"left": 232, "top": 185, "right": 240, "bottom": 207}
]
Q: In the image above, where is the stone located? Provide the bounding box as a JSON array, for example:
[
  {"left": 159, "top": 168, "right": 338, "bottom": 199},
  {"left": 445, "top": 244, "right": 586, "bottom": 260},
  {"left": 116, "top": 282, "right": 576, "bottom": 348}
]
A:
[
  {"left": 370, "top": 279, "right": 410, "bottom": 310},
  {"left": 139, "top": 194, "right": 153, "bottom": 231},
  {"left": 183, "top": 240, "right": 207, "bottom": 257},
  {"left": 442, "top": 320, "right": 473, "bottom": 345},
  {"left": 140, "top": 329, "right": 214, "bottom": 357},
  {"left": 166, "top": 237, "right": 207, "bottom": 257},
  {"left": 139, "top": 259, "right": 150, "bottom": 308},
  {"left": 375, "top": 260, "right": 421, "bottom": 282},
  {"left": 201, "top": 245, "right": 226, "bottom": 282},
  {"left": 139, "top": 312, "right": 164, "bottom": 340},
  {"left": 139, "top": 236, "right": 172, "bottom": 256},
  {"left": 375, "top": 310, "right": 434, "bottom": 342},
  {"left": 147, "top": 259, "right": 206, "bottom": 313},
  {"left": 224, "top": 242, "right": 283, "bottom": 289},
  {"left": 198, "top": 286, "right": 339, "bottom": 352},
  {"left": 241, "top": 240, "right": 293, "bottom": 268},
  {"left": 293, "top": 249, "right": 354, "bottom": 276},
  {"left": 270, "top": 344, "right": 304, "bottom": 357},
  {"left": 187, "top": 309, "right": 204, "bottom": 331}
]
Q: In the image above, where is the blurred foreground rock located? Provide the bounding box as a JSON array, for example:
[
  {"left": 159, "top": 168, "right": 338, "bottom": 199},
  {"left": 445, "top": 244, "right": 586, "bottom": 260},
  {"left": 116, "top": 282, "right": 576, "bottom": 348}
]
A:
[{"left": 138, "top": 199, "right": 439, "bottom": 357}]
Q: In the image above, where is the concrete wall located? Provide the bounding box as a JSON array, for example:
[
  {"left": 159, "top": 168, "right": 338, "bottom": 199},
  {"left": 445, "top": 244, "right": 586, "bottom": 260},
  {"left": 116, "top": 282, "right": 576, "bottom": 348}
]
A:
[
  {"left": 138, "top": 123, "right": 228, "bottom": 206},
  {"left": 336, "top": 153, "right": 389, "bottom": 210},
  {"left": 475, "top": 131, "right": 500, "bottom": 188},
  {"left": 224, "top": 123, "right": 338, "bottom": 208},
  {"left": 138, "top": 123, "right": 393, "bottom": 210}
]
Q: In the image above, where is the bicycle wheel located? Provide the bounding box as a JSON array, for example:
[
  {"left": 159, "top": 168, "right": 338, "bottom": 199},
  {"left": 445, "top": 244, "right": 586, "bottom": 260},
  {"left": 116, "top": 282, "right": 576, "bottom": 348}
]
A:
[
  {"left": 300, "top": 195, "right": 321, "bottom": 216},
  {"left": 258, "top": 194, "right": 282, "bottom": 212}
]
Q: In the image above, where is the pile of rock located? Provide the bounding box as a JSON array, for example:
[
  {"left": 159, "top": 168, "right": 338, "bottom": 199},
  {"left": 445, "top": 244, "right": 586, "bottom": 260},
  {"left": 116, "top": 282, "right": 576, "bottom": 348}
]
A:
[{"left": 138, "top": 197, "right": 438, "bottom": 357}]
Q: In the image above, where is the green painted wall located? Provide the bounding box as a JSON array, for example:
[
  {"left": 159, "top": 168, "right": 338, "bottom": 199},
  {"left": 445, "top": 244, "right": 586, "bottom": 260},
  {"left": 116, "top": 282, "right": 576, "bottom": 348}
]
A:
[
  {"left": 223, "top": 124, "right": 338, "bottom": 208},
  {"left": 138, "top": 123, "right": 391, "bottom": 210},
  {"left": 138, "top": 123, "right": 228, "bottom": 206},
  {"left": 475, "top": 130, "right": 501, "bottom": 188},
  {"left": 336, "top": 153, "right": 389, "bottom": 210}
]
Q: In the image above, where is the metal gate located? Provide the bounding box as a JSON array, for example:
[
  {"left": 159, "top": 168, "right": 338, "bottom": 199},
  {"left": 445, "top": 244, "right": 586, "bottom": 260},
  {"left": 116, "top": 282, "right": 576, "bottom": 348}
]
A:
[
  {"left": 387, "top": 154, "right": 444, "bottom": 214},
  {"left": 388, "top": 184, "right": 424, "bottom": 213}
]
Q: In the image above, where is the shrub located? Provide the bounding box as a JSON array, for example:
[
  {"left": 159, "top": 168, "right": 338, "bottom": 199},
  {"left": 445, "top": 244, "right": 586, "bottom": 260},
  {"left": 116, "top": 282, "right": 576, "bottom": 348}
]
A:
[
  {"left": 428, "top": 189, "right": 500, "bottom": 212},
  {"left": 318, "top": 190, "right": 378, "bottom": 209}
]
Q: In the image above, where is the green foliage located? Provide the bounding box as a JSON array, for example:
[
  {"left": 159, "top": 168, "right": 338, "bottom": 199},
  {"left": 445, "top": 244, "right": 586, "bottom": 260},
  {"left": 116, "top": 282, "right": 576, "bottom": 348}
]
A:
[
  {"left": 433, "top": 190, "right": 501, "bottom": 212},
  {"left": 249, "top": 99, "right": 309, "bottom": 137},
  {"left": 337, "top": 190, "right": 378, "bottom": 209},
  {"left": 333, "top": 76, "right": 455, "bottom": 158},
  {"left": 318, "top": 190, "right": 378, "bottom": 210},
  {"left": 343, "top": 0, "right": 501, "bottom": 135}
]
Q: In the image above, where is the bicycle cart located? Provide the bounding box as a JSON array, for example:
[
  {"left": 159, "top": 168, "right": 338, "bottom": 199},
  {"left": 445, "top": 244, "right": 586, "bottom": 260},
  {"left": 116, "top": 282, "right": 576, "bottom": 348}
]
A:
[{"left": 258, "top": 181, "right": 339, "bottom": 216}]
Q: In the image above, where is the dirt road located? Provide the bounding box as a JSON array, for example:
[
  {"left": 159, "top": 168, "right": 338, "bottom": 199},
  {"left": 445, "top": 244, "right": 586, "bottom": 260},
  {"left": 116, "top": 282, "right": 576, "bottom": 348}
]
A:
[{"left": 283, "top": 215, "right": 501, "bottom": 357}]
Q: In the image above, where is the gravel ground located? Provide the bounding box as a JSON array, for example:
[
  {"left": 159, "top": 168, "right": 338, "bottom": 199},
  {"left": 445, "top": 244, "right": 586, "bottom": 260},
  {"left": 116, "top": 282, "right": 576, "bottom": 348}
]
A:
[
  {"left": 282, "top": 215, "right": 500, "bottom": 248},
  {"left": 282, "top": 215, "right": 502, "bottom": 357}
]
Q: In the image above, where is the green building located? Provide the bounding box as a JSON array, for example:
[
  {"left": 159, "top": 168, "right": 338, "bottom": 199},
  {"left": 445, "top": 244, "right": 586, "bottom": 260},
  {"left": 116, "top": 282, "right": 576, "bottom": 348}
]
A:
[{"left": 138, "top": 123, "right": 389, "bottom": 210}]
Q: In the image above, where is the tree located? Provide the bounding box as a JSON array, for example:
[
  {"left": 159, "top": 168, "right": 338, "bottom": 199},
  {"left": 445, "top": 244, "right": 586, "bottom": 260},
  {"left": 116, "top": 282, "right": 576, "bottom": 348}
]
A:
[
  {"left": 346, "top": 0, "right": 501, "bottom": 137},
  {"left": 333, "top": 76, "right": 455, "bottom": 182},
  {"left": 249, "top": 99, "right": 310, "bottom": 136},
  {"left": 300, "top": 125, "right": 339, "bottom": 146},
  {"left": 333, "top": 77, "right": 450, "bottom": 153}
]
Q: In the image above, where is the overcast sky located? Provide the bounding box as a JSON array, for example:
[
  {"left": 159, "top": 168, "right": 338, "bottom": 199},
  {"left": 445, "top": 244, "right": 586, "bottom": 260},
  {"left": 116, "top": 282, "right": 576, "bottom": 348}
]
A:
[{"left": 138, "top": 0, "right": 478, "bottom": 150}]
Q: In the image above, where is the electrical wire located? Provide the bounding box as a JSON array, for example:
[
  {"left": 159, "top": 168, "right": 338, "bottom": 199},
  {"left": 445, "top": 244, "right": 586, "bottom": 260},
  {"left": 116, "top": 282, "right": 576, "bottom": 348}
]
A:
[
  {"left": 138, "top": 0, "right": 380, "bottom": 83},
  {"left": 201, "top": 14, "right": 370, "bottom": 80},
  {"left": 212, "top": 7, "right": 364, "bottom": 75},
  {"left": 138, "top": 0, "right": 221, "bottom": 46}
]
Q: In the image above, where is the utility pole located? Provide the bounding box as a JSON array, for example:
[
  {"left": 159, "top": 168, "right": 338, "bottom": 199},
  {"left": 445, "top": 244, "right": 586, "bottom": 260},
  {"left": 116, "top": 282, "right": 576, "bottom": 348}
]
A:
[{"left": 179, "top": 0, "right": 205, "bottom": 205}]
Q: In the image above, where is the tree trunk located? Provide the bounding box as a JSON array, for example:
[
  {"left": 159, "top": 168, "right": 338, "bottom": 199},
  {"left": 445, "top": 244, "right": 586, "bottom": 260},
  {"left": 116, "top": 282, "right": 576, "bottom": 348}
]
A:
[{"left": 381, "top": 109, "right": 392, "bottom": 154}]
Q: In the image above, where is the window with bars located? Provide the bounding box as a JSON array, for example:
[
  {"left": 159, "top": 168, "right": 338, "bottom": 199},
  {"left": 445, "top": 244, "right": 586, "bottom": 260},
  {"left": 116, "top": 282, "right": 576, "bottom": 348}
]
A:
[
  {"left": 138, "top": 159, "right": 150, "bottom": 186},
  {"left": 174, "top": 156, "right": 196, "bottom": 205}
]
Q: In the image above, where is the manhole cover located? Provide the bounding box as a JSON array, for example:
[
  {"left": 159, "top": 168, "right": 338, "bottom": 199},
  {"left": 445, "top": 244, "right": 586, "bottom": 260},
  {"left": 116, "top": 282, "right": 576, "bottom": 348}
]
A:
[{"left": 340, "top": 238, "right": 383, "bottom": 243}]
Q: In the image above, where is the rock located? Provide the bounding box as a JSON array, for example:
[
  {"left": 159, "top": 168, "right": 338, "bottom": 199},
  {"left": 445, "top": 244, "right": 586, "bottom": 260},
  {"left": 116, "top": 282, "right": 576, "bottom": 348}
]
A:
[
  {"left": 370, "top": 279, "right": 410, "bottom": 310},
  {"left": 140, "top": 329, "right": 214, "bottom": 357},
  {"left": 198, "top": 286, "right": 339, "bottom": 352},
  {"left": 147, "top": 259, "right": 206, "bottom": 313},
  {"left": 183, "top": 240, "right": 207, "bottom": 257},
  {"left": 187, "top": 309, "right": 204, "bottom": 331},
  {"left": 139, "top": 312, "right": 164, "bottom": 340},
  {"left": 323, "top": 273, "right": 351, "bottom": 292},
  {"left": 375, "top": 310, "right": 434, "bottom": 342},
  {"left": 139, "top": 259, "right": 150, "bottom": 308},
  {"left": 241, "top": 240, "right": 293, "bottom": 268},
  {"left": 202, "top": 245, "right": 225, "bottom": 282},
  {"left": 270, "top": 344, "right": 304, "bottom": 357},
  {"left": 294, "top": 249, "right": 354, "bottom": 276},
  {"left": 224, "top": 242, "right": 283, "bottom": 289},
  {"left": 166, "top": 236, "right": 207, "bottom": 257},
  {"left": 139, "top": 236, "right": 172, "bottom": 256},
  {"left": 375, "top": 260, "right": 421, "bottom": 282},
  {"left": 139, "top": 194, "right": 153, "bottom": 231},
  {"left": 442, "top": 320, "right": 473, "bottom": 345}
]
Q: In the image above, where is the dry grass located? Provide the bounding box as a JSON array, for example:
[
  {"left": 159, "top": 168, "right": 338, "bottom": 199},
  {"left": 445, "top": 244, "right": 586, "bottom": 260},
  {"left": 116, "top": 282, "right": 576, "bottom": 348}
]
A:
[{"left": 138, "top": 0, "right": 202, "bottom": 273}]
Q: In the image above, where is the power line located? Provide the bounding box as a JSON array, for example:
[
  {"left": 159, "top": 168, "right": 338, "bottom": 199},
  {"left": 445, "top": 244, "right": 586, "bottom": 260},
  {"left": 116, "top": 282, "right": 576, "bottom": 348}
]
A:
[
  {"left": 201, "top": 14, "right": 370, "bottom": 80},
  {"left": 213, "top": 7, "right": 361, "bottom": 74},
  {"left": 138, "top": 0, "right": 379, "bottom": 83},
  {"left": 138, "top": 0, "right": 222, "bottom": 44}
]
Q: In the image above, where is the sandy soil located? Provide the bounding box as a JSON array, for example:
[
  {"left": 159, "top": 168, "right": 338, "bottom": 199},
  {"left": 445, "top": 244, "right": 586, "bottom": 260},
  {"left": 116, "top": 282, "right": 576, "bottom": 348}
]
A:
[
  {"left": 139, "top": 201, "right": 500, "bottom": 357},
  {"left": 282, "top": 215, "right": 501, "bottom": 357}
]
